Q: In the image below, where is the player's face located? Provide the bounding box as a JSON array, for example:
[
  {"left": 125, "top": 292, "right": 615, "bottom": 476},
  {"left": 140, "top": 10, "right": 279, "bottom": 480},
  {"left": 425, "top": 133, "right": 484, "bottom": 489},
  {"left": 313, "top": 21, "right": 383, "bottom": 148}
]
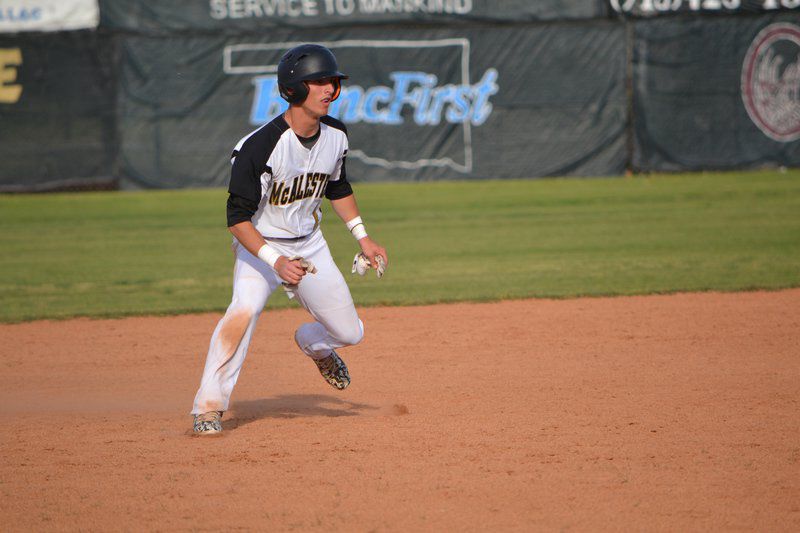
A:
[{"left": 302, "top": 77, "right": 337, "bottom": 118}]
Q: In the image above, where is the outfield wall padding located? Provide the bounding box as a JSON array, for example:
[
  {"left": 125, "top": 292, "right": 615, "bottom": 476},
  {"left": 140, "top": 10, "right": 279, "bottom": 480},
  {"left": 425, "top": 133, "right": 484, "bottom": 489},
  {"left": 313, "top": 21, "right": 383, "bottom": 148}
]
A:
[
  {"left": 117, "top": 23, "right": 627, "bottom": 188},
  {"left": 633, "top": 13, "right": 800, "bottom": 172},
  {"left": 0, "top": 31, "right": 116, "bottom": 191},
  {"left": 0, "top": 2, "right": 798, "bottom": 191}
]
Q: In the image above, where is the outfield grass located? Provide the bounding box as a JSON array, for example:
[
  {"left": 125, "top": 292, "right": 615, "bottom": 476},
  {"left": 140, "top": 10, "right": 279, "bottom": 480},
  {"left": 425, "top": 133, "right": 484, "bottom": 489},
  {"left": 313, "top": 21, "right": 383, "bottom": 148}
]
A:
[{"left": 1, "top": 170, "right": 798, "bottom": 322}]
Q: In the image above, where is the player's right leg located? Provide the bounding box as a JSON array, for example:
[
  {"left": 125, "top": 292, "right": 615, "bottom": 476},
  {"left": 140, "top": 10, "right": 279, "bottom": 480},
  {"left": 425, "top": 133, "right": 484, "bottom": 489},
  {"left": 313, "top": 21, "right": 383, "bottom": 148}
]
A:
[{"left": 191, "top": 242, "right": 281, "bottom": 432}]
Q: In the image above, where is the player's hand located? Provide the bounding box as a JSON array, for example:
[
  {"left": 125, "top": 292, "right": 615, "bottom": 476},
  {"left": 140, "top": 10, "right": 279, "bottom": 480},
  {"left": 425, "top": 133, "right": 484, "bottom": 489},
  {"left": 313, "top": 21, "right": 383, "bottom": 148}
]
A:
[
  {"left": 274, "top": 256, "right": 308, "bottom": 285},
  {"left": 358, "top": 237, "right": 388, "bottom": 270}
]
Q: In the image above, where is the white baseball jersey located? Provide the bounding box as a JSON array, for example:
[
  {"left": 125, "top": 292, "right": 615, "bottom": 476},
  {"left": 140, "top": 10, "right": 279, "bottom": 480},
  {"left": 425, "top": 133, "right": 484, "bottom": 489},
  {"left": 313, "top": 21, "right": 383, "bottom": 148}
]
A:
[{"left": 227, "top": 114, "right": 352, "bottom": 239}]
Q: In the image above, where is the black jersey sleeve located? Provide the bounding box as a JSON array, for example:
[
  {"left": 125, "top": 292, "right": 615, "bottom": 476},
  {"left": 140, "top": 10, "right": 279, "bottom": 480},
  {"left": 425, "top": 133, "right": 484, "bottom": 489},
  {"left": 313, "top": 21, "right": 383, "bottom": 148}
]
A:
[
  {"left": 321, "top": 115, "right": 347, "bottom": 135},
  {"left": 228, "top": 144, "right": 263, "bottom": 204},
  {"left": 320, "top": 116, "right": 353, "bottom": 200},
  {"left": 225, "top": 119, "right": 287, "bottom": 226},
  {"left": 325, "top": 158, "right": 354, "bottom": 200},
  {"left": 226, "top": 193, "right": 260, "bottom": 227}
]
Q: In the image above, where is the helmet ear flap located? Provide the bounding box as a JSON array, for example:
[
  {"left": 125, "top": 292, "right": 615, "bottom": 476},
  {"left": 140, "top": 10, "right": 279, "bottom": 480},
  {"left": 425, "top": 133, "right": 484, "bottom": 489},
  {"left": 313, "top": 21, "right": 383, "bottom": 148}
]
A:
[
  {"left": 330, "top": 78, "right": 342, "bottom": 102},
  {"left": 279, "top": 81, "right": 309, "bottom": 104},
  {"left": 278, "top": 84, "right": 292, "bottom": 103}
]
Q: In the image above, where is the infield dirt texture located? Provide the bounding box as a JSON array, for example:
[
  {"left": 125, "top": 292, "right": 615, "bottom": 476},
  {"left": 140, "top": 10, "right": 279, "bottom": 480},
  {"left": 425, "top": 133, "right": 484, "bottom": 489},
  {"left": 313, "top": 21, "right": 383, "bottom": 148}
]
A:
[
  {"left": 2, "top": 290, "right": 799, "bottom": 530},
  {"left": 1, "top": 172, "right": 799, "bottom": 530}
]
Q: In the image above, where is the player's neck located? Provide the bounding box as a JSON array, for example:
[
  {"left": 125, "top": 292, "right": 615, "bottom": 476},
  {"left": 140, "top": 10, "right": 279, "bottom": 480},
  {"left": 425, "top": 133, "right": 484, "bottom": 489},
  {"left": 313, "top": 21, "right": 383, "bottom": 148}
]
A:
[{"left": 284, "top": 107, "right": 320, "bottom": 138}]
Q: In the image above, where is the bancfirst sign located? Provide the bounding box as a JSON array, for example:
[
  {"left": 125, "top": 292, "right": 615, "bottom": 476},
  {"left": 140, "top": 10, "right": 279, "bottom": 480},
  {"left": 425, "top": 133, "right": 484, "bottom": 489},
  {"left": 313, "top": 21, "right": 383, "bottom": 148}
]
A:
[
  {"left": 250, "top": 69, "right": 498, "bottom": 126},
  {"left": 224, "top": 39, "right": 499, "bottom": 173}
]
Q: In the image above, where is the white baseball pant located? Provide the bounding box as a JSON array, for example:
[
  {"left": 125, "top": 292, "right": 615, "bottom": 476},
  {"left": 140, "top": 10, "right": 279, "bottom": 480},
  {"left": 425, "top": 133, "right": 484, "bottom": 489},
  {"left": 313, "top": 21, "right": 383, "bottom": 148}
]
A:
[{"left": 191, "top": 229, "right": 363, "bottom": 415}]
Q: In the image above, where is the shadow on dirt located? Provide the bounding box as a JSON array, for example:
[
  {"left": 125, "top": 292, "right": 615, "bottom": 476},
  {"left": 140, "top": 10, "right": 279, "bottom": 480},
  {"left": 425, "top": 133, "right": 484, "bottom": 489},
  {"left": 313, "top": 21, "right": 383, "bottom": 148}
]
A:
[{"left": 227, "top": 394, "right": 378, "bottom": 428}]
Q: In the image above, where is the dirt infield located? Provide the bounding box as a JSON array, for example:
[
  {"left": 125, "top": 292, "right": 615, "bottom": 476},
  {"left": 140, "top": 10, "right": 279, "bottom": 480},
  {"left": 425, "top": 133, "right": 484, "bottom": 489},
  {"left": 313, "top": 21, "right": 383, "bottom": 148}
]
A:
[{"left": 2, "top": 290, "right": 799, "bottom": 531}]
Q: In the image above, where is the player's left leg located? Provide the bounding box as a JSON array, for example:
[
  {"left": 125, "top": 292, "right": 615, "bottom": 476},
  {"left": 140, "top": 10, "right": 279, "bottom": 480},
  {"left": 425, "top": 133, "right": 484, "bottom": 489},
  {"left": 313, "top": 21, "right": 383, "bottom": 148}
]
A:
[{"left": 291, "top": 234, "right": 363, "bottom": 388}]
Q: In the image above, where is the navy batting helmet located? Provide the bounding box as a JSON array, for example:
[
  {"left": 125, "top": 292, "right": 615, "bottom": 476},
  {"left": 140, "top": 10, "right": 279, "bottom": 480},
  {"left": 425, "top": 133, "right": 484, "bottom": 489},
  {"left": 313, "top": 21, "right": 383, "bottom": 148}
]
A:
[{"left": 277, "top": 44, "right": 348, "bottom": 104}]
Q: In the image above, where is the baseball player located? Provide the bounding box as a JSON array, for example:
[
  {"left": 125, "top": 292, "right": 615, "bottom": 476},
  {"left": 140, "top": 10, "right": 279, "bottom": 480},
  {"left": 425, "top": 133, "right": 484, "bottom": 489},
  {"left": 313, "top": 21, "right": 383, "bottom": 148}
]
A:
[{"left": 191, "top": 44, "right": 388, "bottom": 435}]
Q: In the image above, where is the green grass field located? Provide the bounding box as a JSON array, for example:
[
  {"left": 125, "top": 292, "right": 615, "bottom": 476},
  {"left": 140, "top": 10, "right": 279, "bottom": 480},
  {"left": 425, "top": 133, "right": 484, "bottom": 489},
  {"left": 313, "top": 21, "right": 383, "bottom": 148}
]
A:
[{"left": 1, "top": 170, "right": 799, "bottom": 322}]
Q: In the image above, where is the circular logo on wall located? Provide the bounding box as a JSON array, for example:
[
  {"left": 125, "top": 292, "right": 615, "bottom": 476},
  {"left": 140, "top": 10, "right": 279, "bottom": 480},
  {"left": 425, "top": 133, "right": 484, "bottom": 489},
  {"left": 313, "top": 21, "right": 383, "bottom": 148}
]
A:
[{"left": 741, "top": 23, "right": 800, "bottom": 143}]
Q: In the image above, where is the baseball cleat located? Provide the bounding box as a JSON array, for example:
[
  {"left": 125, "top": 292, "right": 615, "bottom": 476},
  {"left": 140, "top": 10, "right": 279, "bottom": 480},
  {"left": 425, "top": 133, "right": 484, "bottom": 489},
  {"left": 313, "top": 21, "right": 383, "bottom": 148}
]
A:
[
  {"left": 193, "top": 411, "right": 223, "bottom": 435},
  {"left": 313, "top": 350, "right": 350, "bottom": 390}
]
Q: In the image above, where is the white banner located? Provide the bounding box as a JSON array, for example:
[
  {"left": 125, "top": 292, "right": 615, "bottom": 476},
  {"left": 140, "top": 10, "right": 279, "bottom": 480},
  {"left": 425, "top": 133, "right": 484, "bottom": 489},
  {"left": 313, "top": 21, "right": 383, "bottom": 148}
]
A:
[{"left": 0, "top": 0, "right": 99, "bottom": 33}]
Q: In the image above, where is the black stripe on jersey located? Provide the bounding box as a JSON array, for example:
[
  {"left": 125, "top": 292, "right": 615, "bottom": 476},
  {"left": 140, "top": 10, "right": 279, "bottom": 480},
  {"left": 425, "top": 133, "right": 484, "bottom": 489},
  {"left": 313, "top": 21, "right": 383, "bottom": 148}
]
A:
[
  {"left": 325, "top": 159, "right": 353, "bottom": 200},
  {"left": 320, "top": 115, "right": 352, "bottom": 200},
  {"left": 320, "top": 115, "right": 348, "bottom": 135},
  {"left": 228, "top": 116, "right": 289, "bottom": 205}
]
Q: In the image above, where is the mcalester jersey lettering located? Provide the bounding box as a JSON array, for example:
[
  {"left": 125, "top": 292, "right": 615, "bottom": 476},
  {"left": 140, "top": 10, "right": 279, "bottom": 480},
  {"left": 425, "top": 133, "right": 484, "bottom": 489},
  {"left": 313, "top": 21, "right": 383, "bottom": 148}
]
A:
[
  {"left": 228, "top": 115, "right": 350, "bottom": 239},
  {"left": 269, "top": 172, "right": 330, "bottom": 206}
]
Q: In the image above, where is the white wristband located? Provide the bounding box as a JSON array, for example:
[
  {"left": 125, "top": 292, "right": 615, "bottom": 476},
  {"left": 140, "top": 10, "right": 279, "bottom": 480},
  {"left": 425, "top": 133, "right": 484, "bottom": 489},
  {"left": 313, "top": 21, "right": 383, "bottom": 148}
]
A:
[
  {"left": 351, "top": 224, "right": 368, "bottom": 240},
  {"left": 257, "top": 243, "right": 282, "bottom": 268},
  {"left": 345, "top": 216, "right": 363, "bottom": 231},
  {"left": 346, "top": 216, "right": 368, "bottom": 241}
]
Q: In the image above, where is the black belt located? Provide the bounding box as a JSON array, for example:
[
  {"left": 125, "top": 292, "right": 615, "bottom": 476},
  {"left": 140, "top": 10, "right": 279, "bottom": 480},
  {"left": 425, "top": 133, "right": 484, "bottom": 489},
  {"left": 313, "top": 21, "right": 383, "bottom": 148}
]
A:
[{"left": 263, "top": 232, "right": 313, "bottom": 243}]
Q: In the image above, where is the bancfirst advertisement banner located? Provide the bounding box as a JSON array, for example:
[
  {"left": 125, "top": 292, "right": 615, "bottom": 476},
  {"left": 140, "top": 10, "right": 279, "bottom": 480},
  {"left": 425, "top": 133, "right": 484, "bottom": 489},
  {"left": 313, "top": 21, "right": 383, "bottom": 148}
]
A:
[
  {"left": 118, "top": 25, "right": 627, "bottom": 188},
  {"left": 633, "top": 14, "right": 800, "bottom": 171}
]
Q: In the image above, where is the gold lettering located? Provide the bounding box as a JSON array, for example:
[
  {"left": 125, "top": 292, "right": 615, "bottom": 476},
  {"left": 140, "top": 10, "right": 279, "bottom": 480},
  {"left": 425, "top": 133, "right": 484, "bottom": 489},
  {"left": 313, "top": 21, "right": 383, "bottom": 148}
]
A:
[
  {"left": 269, "top": 181, "right": 283, "bottom": 205},
  {"left": 300, "top": 175, "right": 307, "bottom": 199},
  {"left": 306, "top": 174, "right": 317, "bottom": 198},
  {"left": 280, "top": 186, "right": 290, "bottom": 205},
  {"left": 314, "top": 174, "right": 325, "bottom": 197},
  {"left": 304, "top": 174, "right": 315, "bottom": 198},
  {"left": 288, "top": 175, "right": 300, "bottom": 203},
  {"left": 0, "top": 48, "right": 23, "bottom": 104},
  {"left": 316, "top": 175, "right": 324, "bottom": 196},
  {"left": 316, "top": 175, "right": 329, "bottom": 198}
]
